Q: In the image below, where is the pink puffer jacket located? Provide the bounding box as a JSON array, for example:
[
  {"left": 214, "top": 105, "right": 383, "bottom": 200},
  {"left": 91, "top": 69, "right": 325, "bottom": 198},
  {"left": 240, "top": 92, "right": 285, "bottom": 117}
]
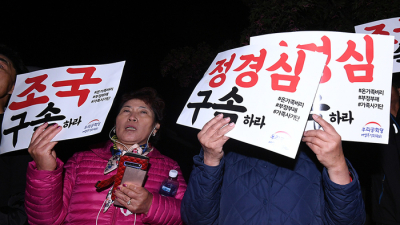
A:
[{"left": 25, "top": 141, "right": 187, "bottom": 225}]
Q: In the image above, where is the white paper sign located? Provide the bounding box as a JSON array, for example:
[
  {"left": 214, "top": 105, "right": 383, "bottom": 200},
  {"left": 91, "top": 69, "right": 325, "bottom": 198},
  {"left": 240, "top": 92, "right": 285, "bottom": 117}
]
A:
[
  {"left": 0, "top": 61, "right": 125, "bottom": 154},
  {"left": 177, "top": 45, "right": 327, "bottom": 158},
  {"left": 355, "top": 17, "right": 400, "bottom": 72},
  {"left": 251, "top": 31, "right": 393, "bottom": 144}
]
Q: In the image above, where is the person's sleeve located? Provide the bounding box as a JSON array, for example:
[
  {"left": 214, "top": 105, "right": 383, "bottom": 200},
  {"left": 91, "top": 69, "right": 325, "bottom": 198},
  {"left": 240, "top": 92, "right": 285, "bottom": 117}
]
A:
[
  {"left": 25, "top": 156, "right": 78, "bottom": 225},
  {"left": 142, "top": 161, "right": 187, "bottom": 225},
  {"left": 322, "top": 158, "right": 366, "bottom": 225},
  {"left": 181, "top": 149, "right": 224, "bottom": 225},
  {"left": 0, "top": 192, "right": 27, "bottom": 225},
  {"left": 0, "top": 151, "right": 32, "bottom": 225}
]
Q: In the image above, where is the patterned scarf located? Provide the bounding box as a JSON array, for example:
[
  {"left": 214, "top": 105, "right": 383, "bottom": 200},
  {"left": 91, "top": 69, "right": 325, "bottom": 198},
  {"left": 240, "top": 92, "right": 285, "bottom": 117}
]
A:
[{"left": 95, "top": 136, "right": 153, "bottom": 213}]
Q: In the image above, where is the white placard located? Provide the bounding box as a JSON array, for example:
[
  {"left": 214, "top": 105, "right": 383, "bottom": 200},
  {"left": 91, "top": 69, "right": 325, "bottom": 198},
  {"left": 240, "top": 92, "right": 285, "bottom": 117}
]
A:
[
  {"left": 355, "top": 17, "right": 400, "bottom": 73},
  {"left": 251, "top": 31, "right": 393, "bottom": 144},
  {"left": 0, "top": 61, "right": 125, "bottom": 154},
  {"left": 177, "top": 45, "right": 327, "bottom": 158}
]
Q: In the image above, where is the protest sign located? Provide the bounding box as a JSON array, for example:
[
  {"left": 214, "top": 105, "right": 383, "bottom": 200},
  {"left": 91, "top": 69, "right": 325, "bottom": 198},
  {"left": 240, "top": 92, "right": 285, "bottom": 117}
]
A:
[
  {"left": 0, "top": 61, "right": 125, "bottom": 154},
  {"left": 251, "top": 31, "right": 393, "bottom": 144},
  {"left": 355, "top": 17, "right": 400, "bottom": 73},
  {"left": 177, "top": 45, "right": 327, "bottom": 158}
]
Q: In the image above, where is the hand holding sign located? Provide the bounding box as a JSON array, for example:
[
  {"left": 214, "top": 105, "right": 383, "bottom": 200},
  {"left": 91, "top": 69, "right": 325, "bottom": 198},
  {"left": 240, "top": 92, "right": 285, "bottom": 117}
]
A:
[
  {"left": 1, "top": 61, "right": 125, "bottom": 154},
  {"left": 28, "top": 122, "right": 62, "bottom": 171},
  {"left": 198, "top": 114, "right": 235, "bottom": 166},
  {"left": 302, "top": 114, "right": 351, "bottom": 185},
  {"left": 179, "top": 45, "right": 327, "bottom": 158},
  {"left": 250, "top": 32, "right": 393, "bottom": 145}
]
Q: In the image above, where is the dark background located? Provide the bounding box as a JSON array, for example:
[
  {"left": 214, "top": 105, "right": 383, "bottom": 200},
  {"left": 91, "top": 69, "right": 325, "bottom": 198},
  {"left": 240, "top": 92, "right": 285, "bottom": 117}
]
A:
[
  {"left": 0, "top": 1, "right": 250, "bottom": 180},
  {"left": 1, "top": 2, "right": 399, "bottom": 223}
]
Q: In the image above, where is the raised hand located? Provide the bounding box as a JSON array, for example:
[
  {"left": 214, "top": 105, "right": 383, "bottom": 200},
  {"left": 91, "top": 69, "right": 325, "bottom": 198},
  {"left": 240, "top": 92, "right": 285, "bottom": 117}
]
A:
[
  {"left": 197, "top": 114, "right": 235, "bottom": 166},
  {"left": 302, "top": 114, "right": 351, "bottom": 185},
  {"left": 28, "top": 123, "right": 62, "bottom": 171}
]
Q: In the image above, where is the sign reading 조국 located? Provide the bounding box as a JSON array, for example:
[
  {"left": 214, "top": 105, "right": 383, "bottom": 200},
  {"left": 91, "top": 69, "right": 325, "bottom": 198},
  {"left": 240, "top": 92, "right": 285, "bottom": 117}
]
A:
[
  {"left": 251, "top": 31, "right": 393, "bottom": 144},
  {"left": 0, "top": 61, "right": 125, "bottom": 154},
  {"left": 177, "top": 45, "right": 327, "bottom": 158},
  {"left": 355, "top": 17, "right": 400, "bottom": 73}
]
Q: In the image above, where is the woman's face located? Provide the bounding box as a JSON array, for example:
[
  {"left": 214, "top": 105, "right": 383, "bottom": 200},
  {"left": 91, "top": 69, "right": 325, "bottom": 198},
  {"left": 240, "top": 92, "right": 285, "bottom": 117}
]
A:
[{"left": 115, "top": 99, "right": 159, "bottom": 146}]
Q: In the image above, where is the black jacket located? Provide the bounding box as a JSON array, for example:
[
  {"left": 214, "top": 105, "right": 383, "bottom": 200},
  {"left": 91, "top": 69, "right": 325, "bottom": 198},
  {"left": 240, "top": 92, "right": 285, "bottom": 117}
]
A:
[
  {"left": 372, "top": 110, "right": 400, "bottom": 224},
  {"left": 0, "top": 113, "right": 31, "bottom": 225}
]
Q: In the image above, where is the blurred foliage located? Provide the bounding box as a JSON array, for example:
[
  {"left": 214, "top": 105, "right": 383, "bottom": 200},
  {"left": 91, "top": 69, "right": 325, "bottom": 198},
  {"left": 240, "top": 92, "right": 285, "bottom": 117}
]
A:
[
  {"left": 160, "top": 40, "right": 239, "bottom": 87},
  {"left": 161, "top": 0, "right": 400, "bottom": 87},
  {"left": 160, "top": 42, "right": 212, "bottom": 87},
  {"left": 240, "top": 0, "right": 400, "bottom": 44}
]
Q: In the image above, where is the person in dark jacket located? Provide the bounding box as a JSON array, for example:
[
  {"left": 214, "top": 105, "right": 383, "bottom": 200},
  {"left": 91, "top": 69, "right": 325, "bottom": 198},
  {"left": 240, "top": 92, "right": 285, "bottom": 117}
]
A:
[
  {"left": 182, "top": 113, "right": 366, "bottom": 225},
  {"left": 0, "top": 44, "right": 31, "bottom": 225},
  {"left": 371, "top": 75, "right": 400, "bottom": 224}
]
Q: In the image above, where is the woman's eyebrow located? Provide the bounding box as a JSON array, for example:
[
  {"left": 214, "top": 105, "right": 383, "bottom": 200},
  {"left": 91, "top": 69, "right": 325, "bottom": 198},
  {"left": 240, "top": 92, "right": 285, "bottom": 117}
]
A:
[{"left": 0, "top": 57, "right": 9, "bottom": 65}]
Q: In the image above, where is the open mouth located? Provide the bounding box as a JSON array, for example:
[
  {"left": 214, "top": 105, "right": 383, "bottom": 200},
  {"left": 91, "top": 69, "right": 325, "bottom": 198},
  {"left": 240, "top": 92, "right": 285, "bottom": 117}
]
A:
[{"left": 126, "top": 127, "right": 136, "bottom": 131}]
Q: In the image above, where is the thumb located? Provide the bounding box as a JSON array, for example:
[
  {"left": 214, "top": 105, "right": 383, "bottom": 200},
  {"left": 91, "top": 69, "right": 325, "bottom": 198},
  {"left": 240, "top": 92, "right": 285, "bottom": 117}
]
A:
[{"left": 51, "top": 146, "right": 57, "bottom": 159}]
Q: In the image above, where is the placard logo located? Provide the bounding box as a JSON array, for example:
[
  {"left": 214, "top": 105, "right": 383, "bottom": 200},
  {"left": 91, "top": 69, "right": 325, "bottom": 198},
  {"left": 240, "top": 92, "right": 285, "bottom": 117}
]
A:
[
  {"left": 268, "top": 131, "right": 291, "bottom": 150},
  {"left": 361, "top": 121, "right": 383, "bottom": 138},
  {"left": 82, "top": 119, "right": 102, "bottom": 133}
]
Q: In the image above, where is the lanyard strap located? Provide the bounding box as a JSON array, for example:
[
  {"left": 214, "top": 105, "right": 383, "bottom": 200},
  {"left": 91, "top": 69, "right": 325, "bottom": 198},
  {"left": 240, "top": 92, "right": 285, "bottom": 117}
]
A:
[{"left": 390, "top": 114, "right": 400, "bottom": 133}]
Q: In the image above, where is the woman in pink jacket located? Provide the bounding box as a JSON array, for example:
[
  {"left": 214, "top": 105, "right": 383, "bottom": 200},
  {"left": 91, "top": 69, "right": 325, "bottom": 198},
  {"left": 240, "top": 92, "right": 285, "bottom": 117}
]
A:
[{"left": 25, "top": 87, "right": 187, "bottom": 225}]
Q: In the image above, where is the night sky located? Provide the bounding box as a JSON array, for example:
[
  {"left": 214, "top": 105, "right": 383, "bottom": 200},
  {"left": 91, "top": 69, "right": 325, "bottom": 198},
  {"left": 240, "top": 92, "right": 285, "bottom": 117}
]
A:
[
  {"left": 3, "top": 2, "right": 248, "bottom": 67},
  {"left": 1, "top": 1, "right": 250, "bottom": 179}
]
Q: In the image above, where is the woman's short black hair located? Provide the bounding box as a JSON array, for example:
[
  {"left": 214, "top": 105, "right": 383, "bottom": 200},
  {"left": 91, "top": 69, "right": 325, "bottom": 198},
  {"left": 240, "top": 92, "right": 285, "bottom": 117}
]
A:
[
  {"left": 118, "top": 87, "right": 165, "bottom": 125},
  {"left": 0, "top": 44, "right": 28, "bottom": 75}
]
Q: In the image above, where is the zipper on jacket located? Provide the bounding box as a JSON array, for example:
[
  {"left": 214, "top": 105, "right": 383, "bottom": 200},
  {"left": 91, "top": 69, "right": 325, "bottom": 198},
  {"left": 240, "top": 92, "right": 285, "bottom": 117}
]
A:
[
  {"left": 111, "top": 206, "right": 118, "bottom": 225},
  {"left": 379, "top": 174, "right": 385, "bottom": 204}
]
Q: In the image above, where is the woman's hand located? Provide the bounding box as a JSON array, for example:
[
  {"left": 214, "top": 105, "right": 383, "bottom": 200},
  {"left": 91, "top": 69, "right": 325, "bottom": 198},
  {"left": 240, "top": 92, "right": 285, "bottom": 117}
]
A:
[
  {"left": 115, "top": 183, "right": 153, "bottom": 214},
  {"left": 302, "top": 114, "right": 351, "bottom": 185},
  {"left": 28, "top": 123, "right": 62, "bottom": 171},
  {"left": 197, "top": 114, "right": 235, "bottom": 166}
]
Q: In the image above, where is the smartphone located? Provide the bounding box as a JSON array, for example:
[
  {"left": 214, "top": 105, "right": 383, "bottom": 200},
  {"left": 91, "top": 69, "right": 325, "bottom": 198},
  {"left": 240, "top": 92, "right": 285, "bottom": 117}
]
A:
[
  {"left": 112, "top": 152, "right": 149, "bottom": 205},
  {"left": 114, "top": 161, "right": 148, "bottom": 207}
]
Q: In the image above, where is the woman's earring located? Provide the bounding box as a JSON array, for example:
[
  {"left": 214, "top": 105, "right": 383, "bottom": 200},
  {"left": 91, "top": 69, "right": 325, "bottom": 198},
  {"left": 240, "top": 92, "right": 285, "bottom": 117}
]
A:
[{"left": 152, "top": 131, "right": 156, "bottom": 136}]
